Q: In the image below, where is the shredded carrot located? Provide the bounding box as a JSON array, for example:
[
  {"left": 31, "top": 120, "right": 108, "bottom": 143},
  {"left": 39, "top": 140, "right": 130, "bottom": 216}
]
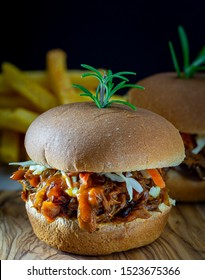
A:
[
  {"left": 77, "top": 172, "right": 95, "bottom": 232},
  {"left": 79, "top": 173, "right": 91, "bottom": 184},
  {"left": 10, "top": 169, "right": 25, "bottom": 180},
  {"left": 29, "top": 176, "right": 40, "bottom": 187},
  {"left": 146, "top": 169, "right": 165, "bottom": 188}
]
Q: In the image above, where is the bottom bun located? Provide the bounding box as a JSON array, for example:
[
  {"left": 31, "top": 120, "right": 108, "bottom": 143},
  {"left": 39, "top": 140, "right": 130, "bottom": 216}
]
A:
[
  {"left": 166, "top": 169, "right": 205, "bottom": 202},
  {"left": 25, "top": 199, "right": 171, "bottom": 255}
]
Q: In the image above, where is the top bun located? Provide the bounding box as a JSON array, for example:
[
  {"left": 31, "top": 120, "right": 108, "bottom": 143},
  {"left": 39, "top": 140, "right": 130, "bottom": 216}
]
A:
[
  {"left": 128, "top": 72, "right": 205, "bottom": 134},
  {"left": 25, "top": 102, "right": 184, "bottom": 172}
]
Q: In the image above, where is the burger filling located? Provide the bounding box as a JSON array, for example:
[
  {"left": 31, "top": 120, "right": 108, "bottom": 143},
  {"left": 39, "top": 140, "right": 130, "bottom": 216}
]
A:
[
  {"left": 172, "top": 133, "right": 205, "bottom": 181},
  {"left": 11, "top": 163, "right": 172, "bottom": 232}
]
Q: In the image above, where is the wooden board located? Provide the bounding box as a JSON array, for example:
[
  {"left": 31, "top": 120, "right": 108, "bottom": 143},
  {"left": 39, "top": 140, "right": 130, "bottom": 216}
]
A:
[{"left": 0, "top": 190, "right": 205, "bottom": 260}]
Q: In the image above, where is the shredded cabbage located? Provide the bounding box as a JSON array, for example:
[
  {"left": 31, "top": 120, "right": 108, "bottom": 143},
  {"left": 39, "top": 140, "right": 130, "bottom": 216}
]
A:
[
  {"left": 72, "top": 176, "right": 77, "bottom": 183},
  {"left": 9, "top": 160, "right": 36, "bottom": 167},
  {"left": 102, "top": 173, "right": 124, "bottom": 182},
  {"left": 192, "top": 134, "right": 205, "bottom": 154},
  {"left": 158, "top": 203, "right": 169, "bottom": 212},
  {"left": 29, "top": 165, "right": 47, "bottom": 175},
  {"left": 169, "top": 197, "right": 176, "bottom": 206},
  {"left": 9, "top": 160, "right": 51, "bottom": 169},
  {"left": 158, "top": 198, "right": 175, "bottom": 212},
  {"left": 61, "top": 171, "right": 72, "bottom": 189},
  {"left": 65, "top": 187, "right": 79, "bottom": 197},
  {"left": 149, "top": 186, "right": 161, "bottom": 198},
  {"left": 102, "top": 172, "right": 143, "bottom": 201}
]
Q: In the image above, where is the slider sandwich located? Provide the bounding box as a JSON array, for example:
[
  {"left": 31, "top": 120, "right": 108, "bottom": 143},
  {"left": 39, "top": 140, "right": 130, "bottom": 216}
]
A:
[
  {"left": 10, "top": 65, "right": 184, "bottom": 255},
  {"left": 128, "top": 26, "right": 205, "bottom": 201}
]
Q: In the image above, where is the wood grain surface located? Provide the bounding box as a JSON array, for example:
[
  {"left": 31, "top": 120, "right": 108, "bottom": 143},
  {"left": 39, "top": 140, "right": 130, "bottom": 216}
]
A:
[{"left": 0, "top": 190, "right": 205, "bottom": 260}]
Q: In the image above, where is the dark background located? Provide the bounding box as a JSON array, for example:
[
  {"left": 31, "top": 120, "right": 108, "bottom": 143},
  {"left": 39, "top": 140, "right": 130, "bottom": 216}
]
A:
[{"left": 0, "top": 0, "right": 205, "bottom": 82}]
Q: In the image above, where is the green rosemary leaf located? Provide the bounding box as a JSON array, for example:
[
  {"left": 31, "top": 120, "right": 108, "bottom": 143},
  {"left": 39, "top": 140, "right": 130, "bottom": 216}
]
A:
[
  {"left": 109, "top": 81, "right": 126, "bottom": 97},
  {"left": 96, "top": 84, "right": 101, "bottom": 100},
  {"left": 79, "top": 91, "right": 93, "bottom": 97},
  {"left": 178, "top": 25, "right": 190, "bottom": 69},
  {"left": 80, "top": 64, "right": 102, "bottom": 77},
  {"left": 108, "top": 82, "right": 114, "bottom": 93},
  {"left": 80, "top": 93, "right": 101, "bottom": 108},
  {"left": 168, "top": 26, "right": 205, "bottom": 78},
  {"left": 197, "top": 66, "right": 205, "bottom": 70},
  {"left": 110, "top": 83, "right": 144, "bottom": 98},
  {"left": 197, "top": 46, "right": 205, "bottom": 57},
  {"left": 101, "top": 83, "right": 109, "bottom": 107},
  {"left": 185, "top": 55, "right": 205, "bottom": 78},
  {"left": 105, "top": 74, "right": 129, "bottom": 82},
  {"left": 106, "top": 99, "right": 137, "bottom": 110},
  {"left": 80, "top": 92, "right": 92, "bottom": 98},
  {"left": 168, "top": 41, "right": 182, "bottom": 77},
  {"left": 114, "top": 71, "right": 136, "bottom": 76},
  {"left": 184, "top": 45, "right": 205, "bottom": 77},
  {"left": 191, "top": 55, "right": 205, "bottom": 67},
  {"left": 123, "top": 84, "right": 145, "bottom": 89},
  {"left": 74, "top": 64, "right": 143, "bottom": 109},
  {"left": 107, "top": 69, "right": 113, "bottom": 81},
  {"left": 81, "top": 73, "right": 103, "bottom": 83},
  {"left": 106, "top": 70, "right": 114, "bottom": 96},
  {"left": 72, "top": 84, "right": 93, "bottom": 95}
]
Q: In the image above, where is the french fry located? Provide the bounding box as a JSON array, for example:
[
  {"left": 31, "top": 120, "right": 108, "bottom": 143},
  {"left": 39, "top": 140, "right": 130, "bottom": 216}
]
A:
[
  {"left": 23, "top": 71, "right": 48, "bottom": 88},
  {"left": 0, "top": 70, "right": 100, "bottom": 95},
  {"left": 0, "top": 96, "right": 37, "bottom": 111},
  {"left": 68, "top": 70, "right": 100, "bottom": 89},
  {"left": 0, "top": 130, "right": 20, "bottom": 163},
  {"left": 46, "top": 49, "right": 79, "bottom": 104},
  {"left": 0, "top": 75, "right": 14, "bottom": 95},
  {"left": 0, "top": 72, "right": 49, "bottom": 94},
  {"left": 0, "top": 108, "right": 39, "bottom": 133},
  {"left": 2, "top": 63, "right": 58, "bottom": 111},
  {"left": 26, "top": 70, "right": 100, "bottom": 90}
]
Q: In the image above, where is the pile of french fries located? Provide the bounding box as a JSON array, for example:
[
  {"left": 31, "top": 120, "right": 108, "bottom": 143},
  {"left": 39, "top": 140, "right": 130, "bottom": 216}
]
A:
[{"left": 0, "top": 49, "right": 126, "bottom": 164}]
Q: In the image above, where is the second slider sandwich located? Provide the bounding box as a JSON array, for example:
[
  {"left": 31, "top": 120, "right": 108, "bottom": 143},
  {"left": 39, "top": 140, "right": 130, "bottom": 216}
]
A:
[
  {"left": 128, "top": 26, "right": 205, "bottom": 201},
  {"left": 10, "top": 65, "right": 184, "bottom": 255}
]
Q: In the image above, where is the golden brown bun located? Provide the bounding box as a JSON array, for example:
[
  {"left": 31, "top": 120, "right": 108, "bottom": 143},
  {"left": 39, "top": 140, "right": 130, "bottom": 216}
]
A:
[
  {"left": 25, "top": 199, "right": 171, "bottom": 255},
  {"left": 166, "top": 169, "right": 205, "bottom": 202},
  {"left": 25, "top": 102, "right": 184, "bottom": 172},
  {"left": 128, "top": 72, "right": 205, "bottom": 134}
]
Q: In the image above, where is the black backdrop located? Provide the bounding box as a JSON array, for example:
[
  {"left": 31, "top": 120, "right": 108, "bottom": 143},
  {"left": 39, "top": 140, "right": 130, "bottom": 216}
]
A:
[{"left": 0, "top": 0, "right": 205, "bottom": 82}]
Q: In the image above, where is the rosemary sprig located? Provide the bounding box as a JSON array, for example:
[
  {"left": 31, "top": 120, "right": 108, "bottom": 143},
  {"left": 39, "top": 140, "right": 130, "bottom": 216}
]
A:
[
  {"left": 168, "top": 25, "right": 205, "bottom": 78},
  {"left": 73, "top": 64, "right": 144, "bottom": 109}
]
